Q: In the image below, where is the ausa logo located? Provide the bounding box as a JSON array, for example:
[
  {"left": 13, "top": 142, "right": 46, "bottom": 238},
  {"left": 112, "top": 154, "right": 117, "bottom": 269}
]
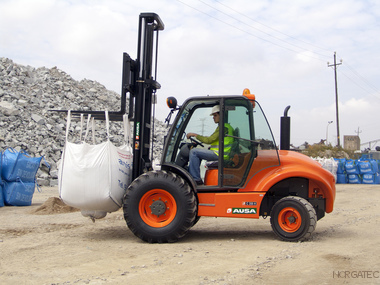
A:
[{"left": 227, "top": 208, "right": 257, "bottom": 214}]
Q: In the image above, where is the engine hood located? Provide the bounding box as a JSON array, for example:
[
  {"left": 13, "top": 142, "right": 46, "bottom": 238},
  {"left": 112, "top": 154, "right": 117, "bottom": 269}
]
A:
[{"left": 245, "top": 149, "right": 336, "bottom": 213}]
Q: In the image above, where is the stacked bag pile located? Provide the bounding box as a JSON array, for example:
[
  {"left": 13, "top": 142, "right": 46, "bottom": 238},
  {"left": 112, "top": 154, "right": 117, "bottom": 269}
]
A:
[
  {"left": 334, "top": 156, "right": 380, "bottom": 184},
  {"left": 313, "top": 157, "right": 338, "bottom": 181},
  {"left": 0, "top": 148, "right": 45, "bottom": 207},
  {"left": 0, "top": 155, "right": 3, "bottom": 207}
]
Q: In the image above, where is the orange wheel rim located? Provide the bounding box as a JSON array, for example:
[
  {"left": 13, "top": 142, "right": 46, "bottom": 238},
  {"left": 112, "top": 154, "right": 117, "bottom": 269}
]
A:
[
  {"left": 139, "top": 189, "right": 177, "bottom": 227},
  {"left": 278, "top": 207, "right": 302, "bottom": 233}
]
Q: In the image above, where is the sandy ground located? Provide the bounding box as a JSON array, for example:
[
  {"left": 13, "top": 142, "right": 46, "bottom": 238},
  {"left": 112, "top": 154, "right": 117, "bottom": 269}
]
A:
[{"left": 0, "top": 184, "right": 379, "bottom": 285}]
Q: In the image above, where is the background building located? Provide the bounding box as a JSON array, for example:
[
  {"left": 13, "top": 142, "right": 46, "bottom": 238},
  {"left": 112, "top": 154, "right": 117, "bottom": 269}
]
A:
[{"left": 344, "top": 135, "right": 360, "bottom": 150}]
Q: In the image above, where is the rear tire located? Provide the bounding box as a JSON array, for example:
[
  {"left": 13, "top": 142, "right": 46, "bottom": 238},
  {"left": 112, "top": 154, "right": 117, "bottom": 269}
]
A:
[
  {"left": 123, "top": 170, "right": 197, "bottom": 243},
  {"left": 270, "top": 196, "right": 317, "bottom": 242},
  {"left": 191, "top": 216, "right": 201, "bottom": 227}
]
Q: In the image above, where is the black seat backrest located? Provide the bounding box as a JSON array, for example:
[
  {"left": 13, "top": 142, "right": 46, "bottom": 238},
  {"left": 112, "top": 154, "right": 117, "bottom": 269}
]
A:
[{"left": 228, "top": 127, "right": 240, "bottom": 160}]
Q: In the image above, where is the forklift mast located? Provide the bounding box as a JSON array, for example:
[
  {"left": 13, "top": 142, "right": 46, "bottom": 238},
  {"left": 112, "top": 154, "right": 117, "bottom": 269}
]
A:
[
  {"left": 128, "top": 13, "right": 164, "bottom": 180},
  {"left": 53, "top": 13, "right": 164, "bottom": 181}
]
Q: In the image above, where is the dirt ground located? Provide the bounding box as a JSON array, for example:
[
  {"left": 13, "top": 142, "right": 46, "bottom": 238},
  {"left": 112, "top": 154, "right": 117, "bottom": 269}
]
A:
[{"left": 0, "top": 184, "right": 379, "bottom": 285}]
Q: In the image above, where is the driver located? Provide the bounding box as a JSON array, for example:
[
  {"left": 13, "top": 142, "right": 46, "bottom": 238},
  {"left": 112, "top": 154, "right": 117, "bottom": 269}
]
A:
[{"left": 186, "top": 105, "right": 234, "bottom": 185}]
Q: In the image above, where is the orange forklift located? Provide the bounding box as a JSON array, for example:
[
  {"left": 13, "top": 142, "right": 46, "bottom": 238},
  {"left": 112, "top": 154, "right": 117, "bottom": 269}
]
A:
[
  {"left": 124, "top": 86, "right": 335, "bottom": 243},
  {"left": 64, "top": 13, "right": 336, "bottom": 243},
  {"left": 121, "top": 13, "right": 336, "bottom": 243}
]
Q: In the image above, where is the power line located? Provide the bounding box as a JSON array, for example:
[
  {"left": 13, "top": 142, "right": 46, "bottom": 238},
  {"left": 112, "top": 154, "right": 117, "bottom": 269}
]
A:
[
  {"left": 177, "top": 0, "right": 380, "bottom": 109},
  {"left": 176, "top": 0, "right": 331, "bottom": 61},
  {"left": 197, "top": 0, "right": 331, "bottom": 59},
  {"left": 223, "top": 0, "right": 380, "bottom": 99},
  {"left": 178, "top": 0, "right": 380, "bottom": 103},
  {"left": 339, "top": 70, "right": 380, "bottom": 101},
  {"left": 176, "top": 0, "right": 294, "bottom": 51},
  {"left": 344, "top": 62, "right": 380, "bottom": 95},
  {"left": 213, "top": 0, "right": 332, "bottom": 56}
]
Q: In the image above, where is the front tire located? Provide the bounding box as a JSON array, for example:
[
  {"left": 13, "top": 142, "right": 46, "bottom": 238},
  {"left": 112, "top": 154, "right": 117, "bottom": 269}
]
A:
[
  {"left": 270, "top": 196, "right": 317, "bottom": 242},
  {"left": 123, "top": 170, "right": 197, "bottom": 243}
]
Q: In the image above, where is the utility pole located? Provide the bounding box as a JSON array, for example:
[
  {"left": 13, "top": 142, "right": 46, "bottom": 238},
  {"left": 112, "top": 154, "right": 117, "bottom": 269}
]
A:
[
  {"left": 200, "top": 118, "right": 206, "bottom": 136},
  {"left": 355, "top": 127, "right": 362, "bottom": 136},
  {"left": 326, "top": 121, "right": 333, "bottom": 145},
  {"left": 327, "top": 52, "right": 342, "bottom": 147}
]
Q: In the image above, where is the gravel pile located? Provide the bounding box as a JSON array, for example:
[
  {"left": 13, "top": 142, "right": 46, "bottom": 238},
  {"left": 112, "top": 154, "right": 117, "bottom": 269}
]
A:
[{"left": 0, "top": 57, "right": 168, "bottom": 186}]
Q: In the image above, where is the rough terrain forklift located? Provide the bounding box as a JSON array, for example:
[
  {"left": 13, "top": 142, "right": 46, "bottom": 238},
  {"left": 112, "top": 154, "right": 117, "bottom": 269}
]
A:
[{"left": 66, "top": 13, "right": 336, "bottom": 243}]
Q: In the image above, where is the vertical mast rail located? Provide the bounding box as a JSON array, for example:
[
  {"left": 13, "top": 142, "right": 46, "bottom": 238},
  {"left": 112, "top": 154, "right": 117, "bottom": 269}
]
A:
[{"left": 130, "top": 13, "right": 164, "bottom": 180}]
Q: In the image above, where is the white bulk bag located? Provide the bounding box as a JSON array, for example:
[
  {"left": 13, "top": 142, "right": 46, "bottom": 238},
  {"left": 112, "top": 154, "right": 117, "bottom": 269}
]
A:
[{"left": 58, "top": 111, "right": 132, "bottom": 215}]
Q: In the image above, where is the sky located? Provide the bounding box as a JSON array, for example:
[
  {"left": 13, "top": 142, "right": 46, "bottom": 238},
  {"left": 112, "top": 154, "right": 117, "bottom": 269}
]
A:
[{"left": 1, "top": 0, "right": 380, "bottom": 150}]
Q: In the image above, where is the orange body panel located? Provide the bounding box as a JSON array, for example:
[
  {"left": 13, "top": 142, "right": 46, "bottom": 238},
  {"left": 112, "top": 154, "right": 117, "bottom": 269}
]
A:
[
  {"left": 202, "top": 150, "right": 336, "bottom": 216},
  {"left": 244, "top": 150, "right": 336, "bottom": 213},
  {"left": 204, "top": 168, "right": 218, "bottom": 186},
  {"left": 198, "top": 192, "right": 265, "bottom": 218}
]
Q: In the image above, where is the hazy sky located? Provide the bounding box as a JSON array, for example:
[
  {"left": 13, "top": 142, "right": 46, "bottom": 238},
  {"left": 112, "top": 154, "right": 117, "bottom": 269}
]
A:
[{"left": 1, "top": 0, "right": 380, "bottom": 149}]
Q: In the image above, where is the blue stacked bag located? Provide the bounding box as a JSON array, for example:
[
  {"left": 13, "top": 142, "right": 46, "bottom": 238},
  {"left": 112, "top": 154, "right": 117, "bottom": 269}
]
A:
[
  {"left": 335, "top": 158, "right": 347, "bottom": 184},
  {"left": 3, "top": 181, "right": 37, "bottom": 206},
  {"left": 1, "top": 148, "right": 42, "bottom": 206},
  {"left": 345, "top": 159, "right": 361, "bottom": 183},
  {"left": 336, "top": 174, "right": 348, "bottom": 184},
  {"left": 345, "top": 159, "right": 359, "bottom": 174},
  {"left": 0, "top": 153, "right": 4, "bottom": 207},
  {"left": 335, "top": 155, "right": 380, "bottom": 184},
  {"left": 358, "top": 159, "right": 378, "bottom": 184},
  {"left": 371, "top": 160, "right": 379, "bottom": 173},
  {"left": 347, "top": 173, "right": 362, "bottom": 184},
  {"left": 2, "top": 148, "right": 42, "bottom": 182},
  {"left": 335, "top": 158, "right": 346, "bottom": 174},
  {"left": 362, "top": 173, "right": 376, "bottom": 184},
  {"left": 358, "top": 160, "right": 373, "bottom": 174},
  {"left": 0, "top": 181, "right": 4, "bottom": 207}
]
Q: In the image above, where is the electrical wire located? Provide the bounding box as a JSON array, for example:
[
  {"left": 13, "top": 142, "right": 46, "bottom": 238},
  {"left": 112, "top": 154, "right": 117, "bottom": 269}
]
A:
[
  {"left": 213, "top": 0, "right": 333, "bottom": 55},
  {"left": 340, "top": 70, "right": 380, "bottom": 102},
  {"left": 177, "top": 0, "right": 380, "bottom": 101},
  {"left": 198, "top": 0, "right": 331, "bottom": 59},
  {"left": 176, "top": 0, "right": 331, "bottom": 61},
  {"left": 339, "top": 70, "right": 376, "bottom": 96},
  {"left": 344, "top": 61, "right": 380, "bottom": 94}
]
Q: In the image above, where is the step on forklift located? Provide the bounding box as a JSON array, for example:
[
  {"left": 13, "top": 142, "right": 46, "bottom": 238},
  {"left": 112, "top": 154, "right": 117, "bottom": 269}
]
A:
[{"left": 65, "top": 13, "right": 336, "bottom": 243}]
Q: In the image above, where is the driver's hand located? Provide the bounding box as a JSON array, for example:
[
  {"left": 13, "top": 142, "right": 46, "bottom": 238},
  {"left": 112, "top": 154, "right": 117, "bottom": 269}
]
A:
[{"left": 186, "top": 133, "right": 198, "bottom": 139}]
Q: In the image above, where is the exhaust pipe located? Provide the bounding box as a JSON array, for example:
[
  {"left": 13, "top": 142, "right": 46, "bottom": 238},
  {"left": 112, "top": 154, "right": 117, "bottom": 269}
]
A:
[{"left": 280, "top": 106, "right": 291, "bottom": 150}]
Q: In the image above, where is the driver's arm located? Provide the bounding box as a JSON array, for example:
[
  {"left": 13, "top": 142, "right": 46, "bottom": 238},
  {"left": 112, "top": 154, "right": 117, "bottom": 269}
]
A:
[{"left": 194, "top": 126, "right": 219, "bottom": 144}]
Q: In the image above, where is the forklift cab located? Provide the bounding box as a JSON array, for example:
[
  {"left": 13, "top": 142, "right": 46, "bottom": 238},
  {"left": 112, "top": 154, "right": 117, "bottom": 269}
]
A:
[{"left": 162, "top": 92, "right": 280, "bottom": 188}]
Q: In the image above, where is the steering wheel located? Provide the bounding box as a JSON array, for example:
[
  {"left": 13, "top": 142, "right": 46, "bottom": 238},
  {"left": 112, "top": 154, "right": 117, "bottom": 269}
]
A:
[{"left": 190, "top": 137, "right": 204, "bottom": 148}]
